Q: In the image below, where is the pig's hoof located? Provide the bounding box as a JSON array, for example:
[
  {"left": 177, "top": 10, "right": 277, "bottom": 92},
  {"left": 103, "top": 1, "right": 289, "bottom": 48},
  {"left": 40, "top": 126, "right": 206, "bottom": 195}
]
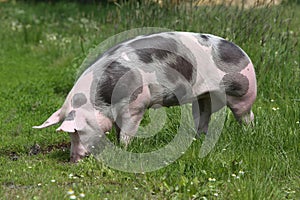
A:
[
  {"left": 70, "top": 152, "right": 90, "bottom": 163},
  {"left": 120, "top": 134, "right": 132, "bottom": 148},
  {"left": 195, "top": 131, "right": 206, "bottom": 139}
]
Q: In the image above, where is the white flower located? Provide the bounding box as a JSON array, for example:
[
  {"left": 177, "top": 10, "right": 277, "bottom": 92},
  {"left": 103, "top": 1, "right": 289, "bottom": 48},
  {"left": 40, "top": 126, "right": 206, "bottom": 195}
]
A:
[
  {"left": 46, "top": 34, "right": 57, "bottom": 41},
  {"left": 208, "top": 178, "right": 216, "bottom": 182},
  {"left": 67, "top": 189, "right": 74, "bottom": 195},
  {"left": 51, "top": 179, "right": 56, "bottom": 183},
  {"left": 69, "top": 195, "right": 76, "bottom": 199},
  {"left": 79, "top": 193, "right": 85, "bottom": 198}
]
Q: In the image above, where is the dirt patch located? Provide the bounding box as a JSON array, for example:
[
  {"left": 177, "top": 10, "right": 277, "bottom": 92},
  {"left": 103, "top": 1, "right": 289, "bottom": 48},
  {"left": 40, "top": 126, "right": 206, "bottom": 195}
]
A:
[
  {"left": 7, "top": 142, "right": 70, "bottom": 161},
  {"left": 31, "top": 142, "right": 70, "bottom": 155}
]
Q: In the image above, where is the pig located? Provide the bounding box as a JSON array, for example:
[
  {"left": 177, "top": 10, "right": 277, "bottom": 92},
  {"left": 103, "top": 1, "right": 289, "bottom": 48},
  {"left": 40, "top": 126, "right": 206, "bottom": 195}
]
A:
[{"left": 33, "top": 32, "right": 257, "bottom": 162}]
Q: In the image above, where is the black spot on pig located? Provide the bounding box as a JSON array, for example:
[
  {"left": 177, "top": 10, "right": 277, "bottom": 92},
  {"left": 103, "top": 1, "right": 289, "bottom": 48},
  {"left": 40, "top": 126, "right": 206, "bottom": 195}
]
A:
[
  {"left": 196, "top": 34, "right": 211, "bottom": 47},
  {"left": 65, "top": 110, "right": 76, "bottom": 121},
  {"left": 212, "top": 39, "right": 250, "bottom": 73},
  {"left": 130, "top": 86, "right": 143, "bottom": 103},
  {"left": 200, "top": 34, "right": 210, "bottom": 40},
  {"left": 135, "top": 48, "right": 170, "bottom": 63},
  {"left": 130, "top": 36, "right": 178, "bottom": 54},
  {"left": 218, "top": 40, "right": 246, "bottom": 63},
  {"left": 167, "top": 56, "right": 195, "bottom": 83},
  {"left": 221, "top": 73, "right": 249, "bottom": 97},
  {"left": 72, "top": 93, "right": 87, "bottom": 108},
  {"left": 95, "top": 61, "right": 143, "bottom": 106}
]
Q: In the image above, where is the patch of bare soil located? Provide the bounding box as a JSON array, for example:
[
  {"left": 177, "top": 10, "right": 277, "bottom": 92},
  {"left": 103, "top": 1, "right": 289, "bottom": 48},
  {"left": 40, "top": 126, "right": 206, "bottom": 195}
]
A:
[{"left": 7, "top": 142, "right": 71, "bottom": 161}]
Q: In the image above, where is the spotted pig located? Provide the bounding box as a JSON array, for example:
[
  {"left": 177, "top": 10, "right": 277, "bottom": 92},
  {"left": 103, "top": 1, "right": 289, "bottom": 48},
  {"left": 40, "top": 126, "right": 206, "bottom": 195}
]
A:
[{"left": 33, "top": 32, "right": 257, "bottom": 162}]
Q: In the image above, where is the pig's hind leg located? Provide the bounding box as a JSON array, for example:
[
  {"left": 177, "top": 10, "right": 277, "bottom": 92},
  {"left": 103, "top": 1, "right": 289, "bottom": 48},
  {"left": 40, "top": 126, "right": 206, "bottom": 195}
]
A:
[{"left": 226, "top": 96, "right": 255, "bottom": 125}]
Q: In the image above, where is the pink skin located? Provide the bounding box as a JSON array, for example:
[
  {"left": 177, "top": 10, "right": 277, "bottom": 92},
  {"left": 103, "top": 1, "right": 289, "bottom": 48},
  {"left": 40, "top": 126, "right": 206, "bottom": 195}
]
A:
[
  {"left": 95, "top": 112, "right": 113, "bottom": 133},
  {"left": 69, "top": 113, "right": 113, "bottom": 163},
  {"left": 69, "top": 83, "right": 152, "bottom": 160},
  {"left": 115, "top": 84, "right": 151, "bottom": 146},
  {"left": 227, "top": 63, "right": 257, "bottom": 124},
  {"left": 192, "top": 62, "right": 257, "bottom": 135},
  {"left": 69, "top": 132, "right": 89, "bottom": 162}
]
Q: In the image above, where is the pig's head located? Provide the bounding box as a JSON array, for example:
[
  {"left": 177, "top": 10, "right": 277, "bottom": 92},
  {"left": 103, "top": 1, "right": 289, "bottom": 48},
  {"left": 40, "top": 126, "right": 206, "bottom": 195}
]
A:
[{"left": 33, "top": 71, "right": 113, "bottom": 162}]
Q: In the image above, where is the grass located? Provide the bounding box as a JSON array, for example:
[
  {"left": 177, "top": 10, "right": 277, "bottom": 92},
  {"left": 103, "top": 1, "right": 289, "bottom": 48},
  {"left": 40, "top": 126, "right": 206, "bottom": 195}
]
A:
[{"left": 0, "top": 0, "right": 299, "bottom": 199}]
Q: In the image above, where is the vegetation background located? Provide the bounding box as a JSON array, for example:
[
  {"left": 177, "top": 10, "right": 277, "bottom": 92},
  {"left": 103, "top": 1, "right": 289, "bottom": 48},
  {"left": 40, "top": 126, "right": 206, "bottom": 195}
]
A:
[{"left": 0, "top": 0, "right": 299, "bottom": 199}]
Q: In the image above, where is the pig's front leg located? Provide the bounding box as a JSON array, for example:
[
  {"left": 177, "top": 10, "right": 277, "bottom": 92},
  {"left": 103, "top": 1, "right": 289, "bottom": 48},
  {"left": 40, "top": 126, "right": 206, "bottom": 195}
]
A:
[
  {"left": 115, "top": 107, "right": 145, "bottom": 147},
  {"left": 192, "top": 97, "right": 212, "bottom": 136},
  {"left": 69, "top": 131, "right": 89, "bottom": 163},
  {"left": 115, "top": 84, "right": 150, "bottom": 147}
]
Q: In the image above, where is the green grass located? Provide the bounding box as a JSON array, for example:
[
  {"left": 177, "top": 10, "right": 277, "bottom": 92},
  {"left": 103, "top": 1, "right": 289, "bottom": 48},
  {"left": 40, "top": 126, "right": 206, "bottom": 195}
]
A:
[{"left": 0, "top": 1, "right": 299, "bottom": 199}]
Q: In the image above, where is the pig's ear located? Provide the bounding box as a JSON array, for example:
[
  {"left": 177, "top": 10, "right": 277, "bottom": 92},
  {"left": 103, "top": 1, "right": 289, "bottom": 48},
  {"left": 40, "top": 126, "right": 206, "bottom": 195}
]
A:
[
  {"left": 55, "top": 110, "right": 85, "bottom": 133},
  {"left": 56, "top": 120, "right": 76, "bottom": 133},
  {"left": 33, "top": 108, "right": 62, "bottom": 129}
]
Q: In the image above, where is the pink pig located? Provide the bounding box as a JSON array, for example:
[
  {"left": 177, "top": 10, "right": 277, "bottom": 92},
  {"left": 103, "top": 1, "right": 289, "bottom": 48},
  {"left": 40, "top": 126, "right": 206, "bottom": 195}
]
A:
[{"left": 34, "top": 32, "right": 257, "bottom": 162}]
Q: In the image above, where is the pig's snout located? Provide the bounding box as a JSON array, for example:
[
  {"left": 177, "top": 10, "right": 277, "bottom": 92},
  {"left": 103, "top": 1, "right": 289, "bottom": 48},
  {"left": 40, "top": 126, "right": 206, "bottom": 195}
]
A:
[{"left": 69, "top": 132, "right": 89, "bottom": 163}]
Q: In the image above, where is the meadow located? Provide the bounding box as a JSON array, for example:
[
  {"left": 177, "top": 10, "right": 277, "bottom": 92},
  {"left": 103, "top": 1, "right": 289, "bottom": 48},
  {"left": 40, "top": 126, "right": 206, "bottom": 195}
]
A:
[{"left": 0, "top": 0, "right": 299, "bottom": 199}]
